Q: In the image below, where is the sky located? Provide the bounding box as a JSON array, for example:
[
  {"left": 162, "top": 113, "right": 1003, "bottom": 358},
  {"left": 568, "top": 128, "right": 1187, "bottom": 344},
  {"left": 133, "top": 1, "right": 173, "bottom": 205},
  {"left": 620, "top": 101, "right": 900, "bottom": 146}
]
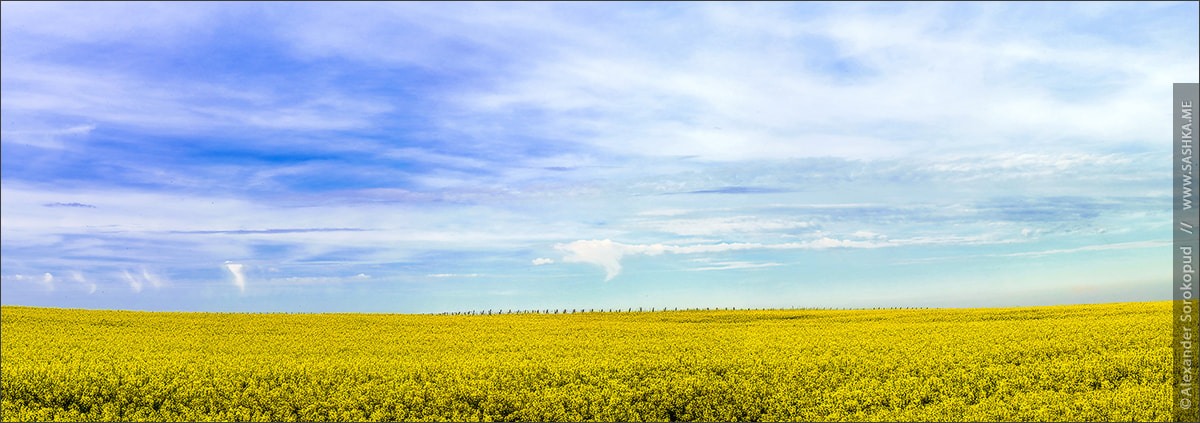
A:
[{"left": 2, "top": 2, "right": 1197, "bottom": 313}]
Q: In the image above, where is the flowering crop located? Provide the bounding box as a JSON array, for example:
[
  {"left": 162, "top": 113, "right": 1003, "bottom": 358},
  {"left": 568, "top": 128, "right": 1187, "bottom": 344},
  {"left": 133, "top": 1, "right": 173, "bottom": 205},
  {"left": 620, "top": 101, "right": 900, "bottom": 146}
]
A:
[{"left": 1, "top": 302, "right": 1170, "bottom": 421}]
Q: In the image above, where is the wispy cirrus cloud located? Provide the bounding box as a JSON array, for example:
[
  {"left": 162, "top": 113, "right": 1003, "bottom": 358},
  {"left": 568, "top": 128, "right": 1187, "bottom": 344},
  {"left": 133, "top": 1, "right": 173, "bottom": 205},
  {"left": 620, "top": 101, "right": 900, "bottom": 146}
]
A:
[
  {"left": 170, "top": 228, "right": 367, "bottom": 235},
  {"left": 258, "top": 273, "right": 373, "bottom": 288},
  {"left": 70, "top": 271, "right": 97, "bottom": 295},
  {"left": 636, "top": 216, "right": 815, "bottom": 237},
  {"left": 435, "top": 3, "right": 1193, "bottom": 162},
  {"left": 894, "top": 239, "right": 1172, "bottom": 265},
  {"left": 121, "top": 267, "right": 165, "bottom": 293},
  {"left": 1, "top": 125, "right": 96, "bottom": 149},
  {"left": 555, "top": 234, "right": 1014, "bottom": 281},
  {"left": 44, "top": 202, "right": 96, "bottom": 208},
  {"left": 224, "top": 263, "right": 246, "bottom": 293},
  {"left": 671, "top": 187, "right": 793, "bottom": 195},
  {"left": 39, "top": 273, "right": 54, "bottom": 291},
  {"left": 689, "top": 260, "right": 784, "bottom": 272}
]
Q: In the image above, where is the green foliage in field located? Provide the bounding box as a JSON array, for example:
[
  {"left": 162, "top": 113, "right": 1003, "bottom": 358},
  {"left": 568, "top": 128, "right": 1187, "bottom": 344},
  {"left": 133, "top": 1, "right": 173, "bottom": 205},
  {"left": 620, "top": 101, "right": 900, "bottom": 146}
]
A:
[{"left": 1, "top": 302, "right": 1171, "bottom": 422}]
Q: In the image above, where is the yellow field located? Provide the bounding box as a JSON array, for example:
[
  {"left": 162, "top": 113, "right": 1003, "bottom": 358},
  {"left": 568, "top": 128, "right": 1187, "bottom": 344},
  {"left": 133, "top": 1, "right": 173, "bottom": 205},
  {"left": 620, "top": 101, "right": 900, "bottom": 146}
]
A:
[{"left": 0, "top": 302, "right": 1171, "bottom": 422}]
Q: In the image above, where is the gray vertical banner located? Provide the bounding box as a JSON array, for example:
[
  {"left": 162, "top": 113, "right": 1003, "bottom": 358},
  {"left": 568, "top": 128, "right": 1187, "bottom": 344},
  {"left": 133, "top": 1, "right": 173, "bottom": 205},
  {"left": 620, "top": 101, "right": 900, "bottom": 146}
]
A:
[{"left": 1176, "top": 82, "right": 1200, "bottom": 423}]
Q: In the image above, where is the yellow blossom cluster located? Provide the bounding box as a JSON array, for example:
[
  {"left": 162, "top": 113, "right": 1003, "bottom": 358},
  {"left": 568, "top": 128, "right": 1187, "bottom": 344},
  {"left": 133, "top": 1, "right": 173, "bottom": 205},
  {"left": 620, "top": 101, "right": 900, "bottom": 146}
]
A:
[{"left": 0, "top": 301, "right": 1170, "bottom": 421}]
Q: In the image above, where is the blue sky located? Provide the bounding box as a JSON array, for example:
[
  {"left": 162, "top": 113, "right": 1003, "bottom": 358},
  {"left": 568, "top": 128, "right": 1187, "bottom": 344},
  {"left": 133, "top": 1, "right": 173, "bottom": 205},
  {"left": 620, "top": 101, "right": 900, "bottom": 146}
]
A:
[{"left": 2, "top": 2, "right": 1196, "bottom": 313}]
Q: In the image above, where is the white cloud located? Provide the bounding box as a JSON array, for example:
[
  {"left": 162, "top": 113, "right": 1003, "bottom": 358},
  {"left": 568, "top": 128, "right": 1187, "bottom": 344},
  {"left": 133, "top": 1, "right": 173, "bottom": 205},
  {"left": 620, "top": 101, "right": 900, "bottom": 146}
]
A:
[
  {"left": 382, "top": 148, "right": 489, "bottom": 170},
  {"left": 894, "top": 239, "right": 1170, "bottom": 264},
  {"left": 795, "top": 238, "right": 879, "bottom": 249},
  {"left": 636, "top": 209, "right": 696, "bottom": 217},
  {"left": 554, "top": 239, "right": 770, "bottom": 280},
  {"left": 0, "top": 182, "right": 586, "bottom": 272},
  {"left": 0, "top": 2, "right": 221, "bottom": 44},
  {"left": 39, "top": 272, "right": 54, "bottom": 291},
  {"left": 555, "top": 239, "right": 659, "bottom": 281},
  {"left": 852, "top": 231, "right": 887, "bottom": 240},
  {"left": 0, "top": 124, "right": 95, "bottom": 149},
  {"left": 115, "top": 267, "right": 167, "bottom": 293},
  {"left": 556, "top": 234, "right": 1012, "bottom": 280},
  {"left": 224, "top": 262, "right": 246, "bottom": 293},
  {"left": 433, "top": 3, "right": 1195, "bottom": 161},
  {"left": 70, "top": 271, "right": 96, "bottom": 294},
  {"left": 0, "top": 59, "right": 392, "bottom": 146},
  {"left": 915, "top": 153, "right": 1155, "bottom": 182},
  {"left": 262, "top": 274, "right": 378, "bottom": 286},
  {"left": 141, "top": 268, "right": 164, "bottom": 289},
  {"left": 1, "top": 273, "right": 62, "bottom": 292},
  {"left": 689, "top": 261, "right": 783, "bottom": 271},
  {"left": 992, "top": 239, "right": 1170, "bottom": 258},
  {"left": 640, "top": 216, "right": 814, "bottom": 236},
  {"left": 122, "top": 270, "right": 143, "bottom": 293},
  {"left": 531, "top": 258, "right": 554, "bottom": 265}
]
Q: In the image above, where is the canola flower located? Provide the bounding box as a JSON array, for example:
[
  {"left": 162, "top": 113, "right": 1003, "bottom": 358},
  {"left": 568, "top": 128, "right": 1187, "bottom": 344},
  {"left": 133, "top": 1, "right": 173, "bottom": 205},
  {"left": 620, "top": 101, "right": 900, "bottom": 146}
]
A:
[{"left": 0, "top": 301, "right": 1171, "bottom": 422}]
